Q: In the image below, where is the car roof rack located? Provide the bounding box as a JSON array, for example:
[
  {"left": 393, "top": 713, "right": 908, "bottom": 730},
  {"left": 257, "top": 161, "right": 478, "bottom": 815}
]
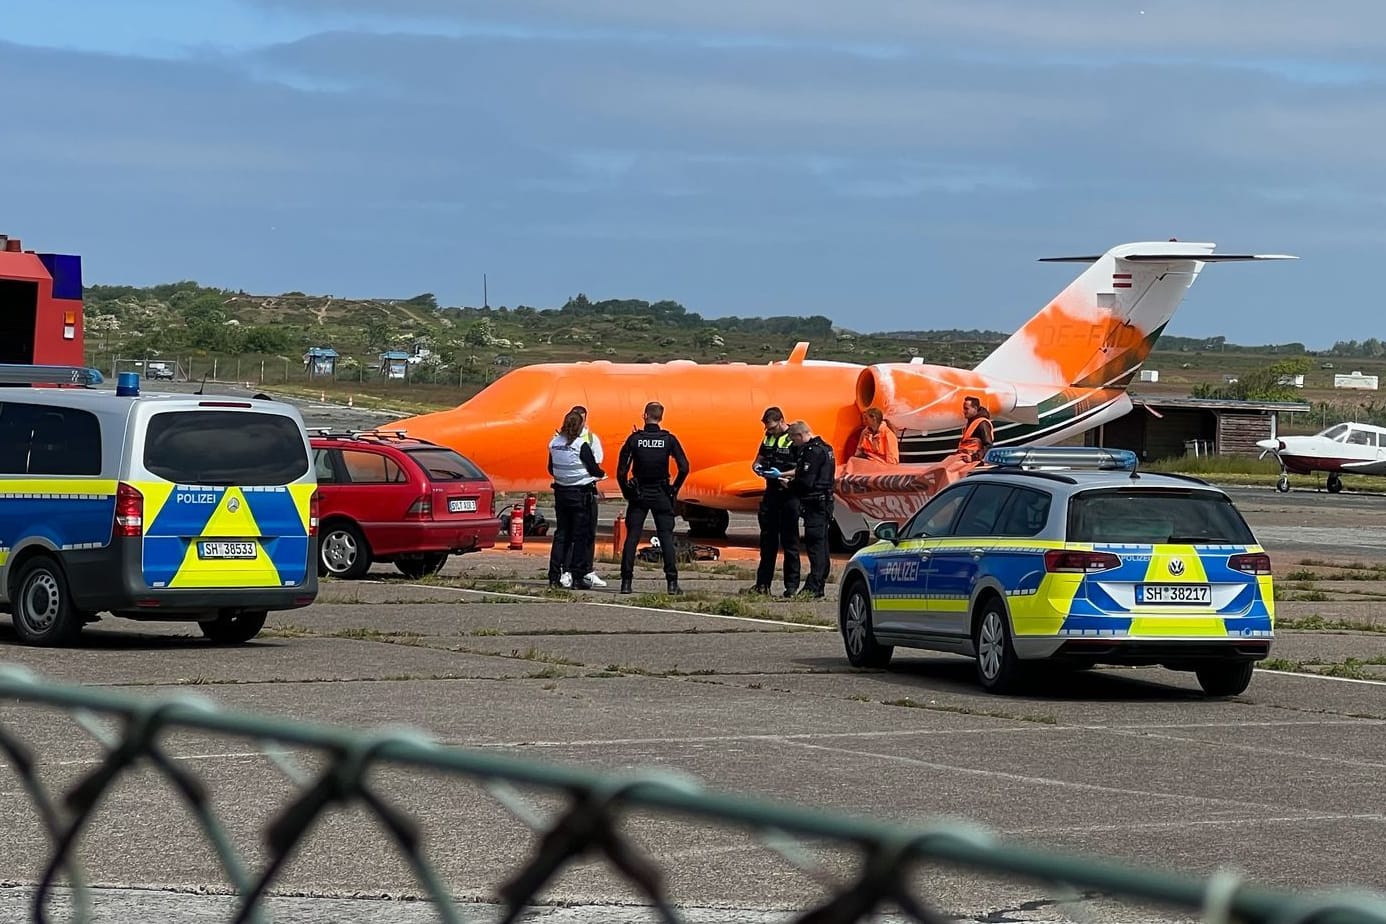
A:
[
  {"left": 0, "top": 363, "right": 105, "bottom": 387},
  {"left": 309, "top": 427, "right": 415, "bottom": 441}
]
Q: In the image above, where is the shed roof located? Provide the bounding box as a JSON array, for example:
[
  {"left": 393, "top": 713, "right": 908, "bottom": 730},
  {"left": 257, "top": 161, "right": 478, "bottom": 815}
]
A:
[{"left": 1129, "top": 394, "right": 1311, "bottom": 413}]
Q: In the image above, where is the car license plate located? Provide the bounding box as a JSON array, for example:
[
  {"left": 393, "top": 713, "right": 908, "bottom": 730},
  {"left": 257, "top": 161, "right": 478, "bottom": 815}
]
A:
[
  {"left": 449, "top": 498, "right": 477, "bottom": 513},
  {"left": 1137, "top": 583, "right": 1211, "bottom": 605},
  {"left": 198, "top": 541, "right": 258, "bottom": 560}
]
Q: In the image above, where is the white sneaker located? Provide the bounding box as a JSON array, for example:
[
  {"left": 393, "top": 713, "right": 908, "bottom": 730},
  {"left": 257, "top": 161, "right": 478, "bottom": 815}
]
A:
[
  {"left": 559, "top": 572, "right": 573, "bottom": 588},
  {"left": 583, "top": 572, "right": 607, "bottom": 588}
]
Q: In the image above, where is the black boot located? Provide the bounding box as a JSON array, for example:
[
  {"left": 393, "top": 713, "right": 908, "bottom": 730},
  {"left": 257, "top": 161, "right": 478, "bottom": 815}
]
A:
[
  {"left": 620, "top": 578, "right": 633, "bottom": 595},
  {"left": 666, "top": 579, "right": 682, "bottom": 595}
]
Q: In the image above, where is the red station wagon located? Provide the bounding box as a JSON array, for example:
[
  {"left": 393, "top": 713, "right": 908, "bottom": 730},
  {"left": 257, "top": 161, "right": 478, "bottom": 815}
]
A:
[{"left": 309, "top": 430, "right": 496, "bottom": 579}]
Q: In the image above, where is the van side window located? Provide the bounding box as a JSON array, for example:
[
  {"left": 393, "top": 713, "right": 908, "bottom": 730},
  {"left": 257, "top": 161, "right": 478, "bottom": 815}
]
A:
[
  {"left": 341, "top": 450, "right": 405, "bottom": 484},
  {"left": 0, "top": 403, "right": 102, "bottom": 476}
]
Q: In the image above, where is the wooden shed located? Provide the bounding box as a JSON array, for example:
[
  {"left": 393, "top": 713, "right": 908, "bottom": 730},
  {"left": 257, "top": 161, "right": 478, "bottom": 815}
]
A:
[{"left": 1085, "top": 397, "right": 1311, "bottom": 462}]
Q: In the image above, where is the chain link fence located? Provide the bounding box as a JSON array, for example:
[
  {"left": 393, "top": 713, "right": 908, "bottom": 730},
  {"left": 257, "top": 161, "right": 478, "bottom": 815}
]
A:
[{"left": 2, "top": 663, "right": 1384, "bottom": 924}]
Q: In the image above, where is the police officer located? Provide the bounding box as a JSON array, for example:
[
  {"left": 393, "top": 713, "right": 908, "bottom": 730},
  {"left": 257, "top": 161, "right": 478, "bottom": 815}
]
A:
[
  {"left": 750, "top": 406, "right": 800, "bottom": 596},
  {"left": 616, "top": 401, "right": 690, "bottom": 595},
  {"left": 786, "top": 420, "right": 836, "bottom": 599},
  {"left": 568, "top": 405, "right": 605, "bottom": 583}
]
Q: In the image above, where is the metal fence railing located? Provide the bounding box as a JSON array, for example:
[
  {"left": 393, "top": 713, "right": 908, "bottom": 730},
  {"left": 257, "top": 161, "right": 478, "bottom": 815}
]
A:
[{"left": 3, "top": 663, "right": 1384, "bottom": 924}]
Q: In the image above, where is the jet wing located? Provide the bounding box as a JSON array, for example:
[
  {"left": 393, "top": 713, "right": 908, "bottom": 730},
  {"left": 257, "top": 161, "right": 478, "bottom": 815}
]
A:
[{"left": 677, "top": 462, "right": 769, "bottom": 504}]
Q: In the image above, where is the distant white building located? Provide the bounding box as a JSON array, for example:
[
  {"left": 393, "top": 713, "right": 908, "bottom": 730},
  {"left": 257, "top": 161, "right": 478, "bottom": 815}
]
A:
[
  {"left": 1138, "top": 369, "right": 1159, "bottom": 383},
  {"left": 1334, "top": 371, "right": 1379, "bottom": 390},
  {"left": 1275, "top": 373, "right": 1305, "bottom": 388}
]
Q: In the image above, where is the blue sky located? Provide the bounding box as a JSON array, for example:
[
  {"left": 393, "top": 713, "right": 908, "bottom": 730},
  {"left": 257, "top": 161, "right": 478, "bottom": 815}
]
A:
[{"left": 4, "top": 1, "right": 1385, "bottom": 348}]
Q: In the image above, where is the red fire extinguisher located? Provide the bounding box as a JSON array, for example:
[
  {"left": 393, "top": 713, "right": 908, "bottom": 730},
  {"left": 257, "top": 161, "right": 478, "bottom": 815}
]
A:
[
  {"left": 508, "top": 503, "right": 524, "bottom": 550},
  {"left": 523, "top": 492, "right": 538, "bottom": 526},
  {"left": 611, "top": 512, "right": 626, "bottom": 559}
]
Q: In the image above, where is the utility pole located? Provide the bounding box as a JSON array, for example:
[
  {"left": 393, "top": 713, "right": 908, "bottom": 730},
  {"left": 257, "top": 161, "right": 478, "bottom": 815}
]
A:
[{"left": 483, "top": 273, "right": 489, "bottom": 309}]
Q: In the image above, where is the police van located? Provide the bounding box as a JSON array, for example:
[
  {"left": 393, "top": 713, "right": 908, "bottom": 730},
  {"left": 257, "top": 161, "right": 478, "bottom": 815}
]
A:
[{"left": 0, "top": 364, "right": 319, "bottom": 646}]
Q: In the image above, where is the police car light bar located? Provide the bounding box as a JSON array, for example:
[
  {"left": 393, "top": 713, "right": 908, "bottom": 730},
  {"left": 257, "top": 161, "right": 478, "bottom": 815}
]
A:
[
  {"left": 0, "top": 363, "right": 105, "bottom": 387},
  {"left": 983, "top": 446, "right": 1139, "bottom": 472}
]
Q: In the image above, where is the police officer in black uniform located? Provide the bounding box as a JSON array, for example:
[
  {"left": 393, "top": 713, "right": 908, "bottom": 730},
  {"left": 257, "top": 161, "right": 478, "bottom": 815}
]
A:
[
  {"left": 786, "top": 420, "right": 836, "bottom": 598},
  {"left": 617, "top": 401, "right": 691, "bottom": 595},
  {"left": 750, "top": 406, "right": 800, "bottom": 596}
]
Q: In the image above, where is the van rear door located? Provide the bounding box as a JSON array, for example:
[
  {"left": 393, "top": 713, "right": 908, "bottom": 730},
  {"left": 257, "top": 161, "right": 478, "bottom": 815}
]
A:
[{"left": 134, "top": 406, "right": 315, "bottom": 589}]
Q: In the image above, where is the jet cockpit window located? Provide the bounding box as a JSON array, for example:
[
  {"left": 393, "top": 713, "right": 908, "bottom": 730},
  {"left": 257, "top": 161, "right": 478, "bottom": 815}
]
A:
[
  {"left": 1320, "top": 424, "right": 1350, "bottom": 442},
  {"left": 1347, "top": 428, "right": 1377, "bottom": 446}
]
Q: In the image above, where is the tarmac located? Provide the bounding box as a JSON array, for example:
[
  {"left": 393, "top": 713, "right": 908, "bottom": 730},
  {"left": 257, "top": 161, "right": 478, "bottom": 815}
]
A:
[{"left": 3, "top": 387, "right": 1386, "bottom": 922}]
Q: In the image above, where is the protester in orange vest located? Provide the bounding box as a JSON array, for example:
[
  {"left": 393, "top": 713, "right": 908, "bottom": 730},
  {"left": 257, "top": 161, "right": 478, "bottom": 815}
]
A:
[
  {"left": 957, "top": 396, "right": 994, "bottom": 462},
  {"left": 854, "top": 408, "right": 899, "bottom": 464}
]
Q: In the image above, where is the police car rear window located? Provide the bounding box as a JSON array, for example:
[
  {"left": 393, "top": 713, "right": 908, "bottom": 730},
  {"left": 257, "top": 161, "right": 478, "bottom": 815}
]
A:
[
  {"left": 143, "top": 411, "right": 309, "bottom": 485},
  {"left": 1067, "top": 488, "right": 1257, "bottom": 545},
  {"left": 404, "top": 448, "right": 486, "bottom": 481}
]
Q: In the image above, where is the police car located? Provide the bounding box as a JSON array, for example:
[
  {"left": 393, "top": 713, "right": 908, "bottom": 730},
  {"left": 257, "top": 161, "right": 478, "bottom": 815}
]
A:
[
  {"left": 837, "top": 446, "right": 1274, "bottom": 696},
  {"left": 0, "top": 364, "right": 318, "bottom": 646}
]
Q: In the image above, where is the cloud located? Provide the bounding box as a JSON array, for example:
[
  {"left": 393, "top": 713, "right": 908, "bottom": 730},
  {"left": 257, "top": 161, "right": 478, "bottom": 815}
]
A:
[
  {"left": 1, "top": 1, "right": 1383, "bottom": 347},
  {"left": 241, "top": 0, "right": 1386, "bottom": 60}
]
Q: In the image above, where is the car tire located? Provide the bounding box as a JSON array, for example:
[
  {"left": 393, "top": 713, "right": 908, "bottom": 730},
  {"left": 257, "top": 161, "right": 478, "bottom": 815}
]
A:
[
  {"left": 11, "top": 556, "right": 82, "bottom": 647},
  {"left": 829, "top": 520, "right": 872, "bottom": 554},
  {"left": 974, "top": 597, "right": 1023, "bottom": 693},
  {"left": 1195, "top": 660, "right": 1255, "bottom": 697},
  {"left": 319, "top": 521, "right": 372, "bottom": 580},
  {"left": 395, "top": 553, "right": 448, "bottom": 580},
  {"left": 199, "top": 611, "right": 267, "bottom": 644},
  {"left": 840, "top": 581, "right": 892, "bottom": 668}
]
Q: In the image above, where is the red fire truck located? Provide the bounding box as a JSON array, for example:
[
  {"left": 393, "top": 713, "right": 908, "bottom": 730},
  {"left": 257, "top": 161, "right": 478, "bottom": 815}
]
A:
[{"left": 0, "top": 232, "right": 85, "bottom": 368}]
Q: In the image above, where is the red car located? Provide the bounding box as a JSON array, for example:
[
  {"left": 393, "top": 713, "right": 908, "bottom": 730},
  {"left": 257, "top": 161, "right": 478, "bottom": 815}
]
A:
[{"left": 309, "top": 430, "right": 496, "bottom": 579}]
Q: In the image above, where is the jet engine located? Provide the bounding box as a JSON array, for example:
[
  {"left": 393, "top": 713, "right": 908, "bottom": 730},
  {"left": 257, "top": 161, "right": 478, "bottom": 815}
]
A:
[{"left": 855, "top": 363, "right": 1038, "bottom": 433}]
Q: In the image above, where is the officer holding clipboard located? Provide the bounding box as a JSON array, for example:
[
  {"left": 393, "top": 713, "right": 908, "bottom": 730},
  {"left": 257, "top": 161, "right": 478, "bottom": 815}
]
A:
[{"left": 749, "top": 406, "right": 801, "bottom": 597}]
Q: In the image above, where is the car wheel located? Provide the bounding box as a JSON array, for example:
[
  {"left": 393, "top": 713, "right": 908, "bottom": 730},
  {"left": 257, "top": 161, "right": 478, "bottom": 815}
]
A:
[
  {"left": 829, "top": 521, "right": 872, "bottom": 554},
  {"left": 199, "top": 611, "right": 268, "bottom": 644},
  {"left": 395, "top": 553, "right": 449, "bottom": 580},
  {"left": 319, "top": 522, "right": 372, "bottom": 579},
  {"left": 974, "top": 597, "right": 1022, "bottom": 693},
  {"left": 1195, "top": 660, "right": 1255, "bottom": 697},
  {"left": 11, "top": 556, "right": 82, "bottom": 646},
  {"left": 840, "top": 582, "right": 892, "bottom": 668}
]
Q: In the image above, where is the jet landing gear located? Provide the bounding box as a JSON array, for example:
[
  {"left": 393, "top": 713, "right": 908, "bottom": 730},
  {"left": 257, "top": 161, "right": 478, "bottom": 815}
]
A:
[
  {"left": 1276, "top": 472, "right": 1290, "bottom": 494},
  {"left": 1327, "top": 472, "right": 1343, "bottom": 494},
  {"left": 682, "top": 504, "right": 730, "bottom": 539}
]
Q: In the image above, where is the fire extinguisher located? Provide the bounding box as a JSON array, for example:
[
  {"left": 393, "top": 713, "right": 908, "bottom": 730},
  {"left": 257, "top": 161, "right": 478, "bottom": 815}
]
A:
[
  {"left": 523, "top": 492, "right": 538, "bottom": 533},
  {"left": 508, "top": 504, "right": 524, "bottom": 550},
  {"left": 611, "top": 512, "right": 626, "bottom": 559}
]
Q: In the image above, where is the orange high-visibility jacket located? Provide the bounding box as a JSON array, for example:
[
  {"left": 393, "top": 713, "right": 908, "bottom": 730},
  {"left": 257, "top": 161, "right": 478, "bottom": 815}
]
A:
[
  {"left": 856, "top": 425, "right": 899, "bottom": 464},
  {"left": 958, "top": 416, "right": 993, "bottom": 459}
]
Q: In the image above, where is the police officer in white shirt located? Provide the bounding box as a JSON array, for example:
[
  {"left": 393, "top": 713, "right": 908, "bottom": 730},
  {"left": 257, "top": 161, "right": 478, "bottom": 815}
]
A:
[{"left": 547, "top": 409, "right": 607, "bottom": 589}]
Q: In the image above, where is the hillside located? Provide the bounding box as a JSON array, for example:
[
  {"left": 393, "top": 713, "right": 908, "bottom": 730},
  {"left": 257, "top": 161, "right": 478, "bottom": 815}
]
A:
[{"left": 79, "top": 282, "right": 1386, "bottom": 425}]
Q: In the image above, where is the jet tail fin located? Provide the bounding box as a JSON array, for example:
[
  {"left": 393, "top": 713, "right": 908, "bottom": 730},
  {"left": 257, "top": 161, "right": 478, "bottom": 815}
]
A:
[{"left": 973, "top": 241, "right": 1296, "bottom": 390}]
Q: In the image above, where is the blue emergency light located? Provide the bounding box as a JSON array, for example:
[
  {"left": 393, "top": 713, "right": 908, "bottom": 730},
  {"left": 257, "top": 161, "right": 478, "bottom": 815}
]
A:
[
  {"left": 116, "top": 372, "right": 140, "bottom": 396},
  {"left": 983, "top": 446, "right": 1139, "bottom": 472}
]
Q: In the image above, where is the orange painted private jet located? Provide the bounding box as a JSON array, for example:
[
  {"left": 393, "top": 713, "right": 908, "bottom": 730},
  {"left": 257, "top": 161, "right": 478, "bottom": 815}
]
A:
[{"left": 390, "top": 241, "right": 1294, "bottom": 550}]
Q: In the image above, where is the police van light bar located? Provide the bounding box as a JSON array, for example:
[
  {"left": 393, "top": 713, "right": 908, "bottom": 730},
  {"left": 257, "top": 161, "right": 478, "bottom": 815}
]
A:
[
  {"left": 983, "top": 446, "right": 1139, "bottom": 472},
  {"left": 0, "top": 364, "right": 105, "bottom": 387}
]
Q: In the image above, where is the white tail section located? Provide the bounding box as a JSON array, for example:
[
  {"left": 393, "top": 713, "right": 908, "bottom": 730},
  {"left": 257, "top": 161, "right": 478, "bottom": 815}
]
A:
[{"left": 972, "top": 242, "right": 1295, "bottom": 389}]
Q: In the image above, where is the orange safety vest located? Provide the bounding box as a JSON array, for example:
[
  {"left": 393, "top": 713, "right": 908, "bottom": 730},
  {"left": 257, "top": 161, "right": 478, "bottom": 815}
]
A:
[
  {"left": 857, "top": 426, "right": 898, "bottom": 463},
  {"left": 958, "top": 416, "right": 992, "bottom": 457}
]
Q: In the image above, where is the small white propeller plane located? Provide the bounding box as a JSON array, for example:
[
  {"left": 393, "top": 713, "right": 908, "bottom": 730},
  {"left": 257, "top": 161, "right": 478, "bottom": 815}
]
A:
[{"left": 1257, "top": 421, "right": 1386, "bottom": 493}]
